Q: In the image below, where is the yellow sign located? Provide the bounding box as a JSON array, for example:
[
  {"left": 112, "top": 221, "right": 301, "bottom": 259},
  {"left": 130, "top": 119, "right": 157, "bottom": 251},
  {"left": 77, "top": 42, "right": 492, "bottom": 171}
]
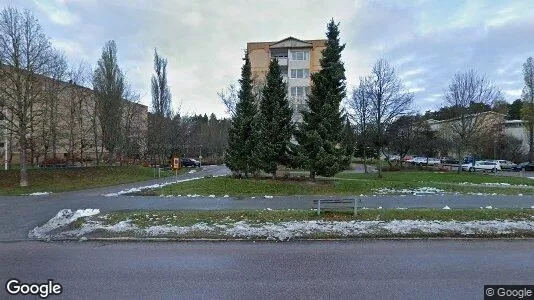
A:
[{"left": 173, "top": 157, "right": 180, "bottom": 169}]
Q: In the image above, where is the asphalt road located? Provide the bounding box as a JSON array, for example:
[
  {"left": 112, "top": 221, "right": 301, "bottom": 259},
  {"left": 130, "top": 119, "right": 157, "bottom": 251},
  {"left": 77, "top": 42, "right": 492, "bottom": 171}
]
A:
[
  {"left": 2, "top": 164, "right": 534, "bottom": 241},
  {"left": 1, "top": 240, "right": 533, "bottom": 299}
]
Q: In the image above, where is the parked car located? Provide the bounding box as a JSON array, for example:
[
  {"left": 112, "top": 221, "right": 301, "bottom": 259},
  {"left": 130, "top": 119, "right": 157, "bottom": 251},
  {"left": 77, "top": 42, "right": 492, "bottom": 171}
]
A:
[
  {"left": 180, "top": 158, "right": 200, "bottom": 167},
  {"left": 441, "top": 157, "right": 460, "bottom": 165},
  {"left": 464, "top": 160, "right": 501, "bottom": 172},
  {"left": 411, "top": 157, "right": 440, "bottom": 166},
  {"left": 493, "top": 160, "right": 517, "bottom": 170},
  {"left": 512, "top": 162, "right": 534, "bottom": 171}
]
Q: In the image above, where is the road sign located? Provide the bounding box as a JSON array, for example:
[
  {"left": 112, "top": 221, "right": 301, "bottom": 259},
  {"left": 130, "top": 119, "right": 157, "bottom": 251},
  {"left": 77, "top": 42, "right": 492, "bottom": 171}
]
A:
[{"left": 173, "top": 157, "right": 180, "bottom": 169}]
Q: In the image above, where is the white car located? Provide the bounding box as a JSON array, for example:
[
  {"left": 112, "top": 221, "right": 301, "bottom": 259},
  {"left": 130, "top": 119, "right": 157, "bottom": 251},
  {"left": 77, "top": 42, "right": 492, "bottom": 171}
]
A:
[
  {"left": 493, "top": 160, "right": 516, "bottom": 170},
  {"left": 412, "top": 157, "right": 440, "bottom": 166},
  {"left": 464, "top": 161, "right": 501, "bottom": 172}
]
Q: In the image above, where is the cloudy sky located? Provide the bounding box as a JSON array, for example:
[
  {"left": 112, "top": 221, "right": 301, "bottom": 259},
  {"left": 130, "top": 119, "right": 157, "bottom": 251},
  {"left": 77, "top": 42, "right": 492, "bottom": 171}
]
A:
[{"left": 2, "top": 0, "right": 533, "bottom": 117}]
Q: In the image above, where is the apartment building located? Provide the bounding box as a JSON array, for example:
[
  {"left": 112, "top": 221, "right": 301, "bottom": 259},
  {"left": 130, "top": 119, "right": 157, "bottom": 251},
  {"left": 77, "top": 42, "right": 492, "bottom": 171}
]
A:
[
  {"left": 247, "top": 37, "right": 327, "bottom": 122},
  {"left": 0, "top": 70, "right": 148, "bottom": 167}
]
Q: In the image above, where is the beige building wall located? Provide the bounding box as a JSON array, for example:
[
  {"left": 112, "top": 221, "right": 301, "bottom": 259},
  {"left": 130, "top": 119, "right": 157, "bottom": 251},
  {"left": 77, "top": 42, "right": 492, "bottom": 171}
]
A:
[
  {"left": 1, "top": 69, "right": 148, "bottom": 166},
  {"left": 247, "top": 37, "right": 326, "bottom": 122}
]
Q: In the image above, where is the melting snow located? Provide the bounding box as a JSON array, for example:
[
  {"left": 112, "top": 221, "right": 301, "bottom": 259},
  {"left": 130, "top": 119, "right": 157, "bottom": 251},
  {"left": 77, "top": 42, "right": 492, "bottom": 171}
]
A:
[
  {"left": 375, "top": 187, "right": 445, "bottom": 195},
  {"left": 103, "top": 177, "right": 204, "bottom": 196},
  {"left": 27, "top": 192, "right": 51, "bottom": 196},
  {"left": 32, "top": 218, "right": 534, "bottom": 241},
  {"left": 28, "top": 209, "right": 100, "bottom": 239}
]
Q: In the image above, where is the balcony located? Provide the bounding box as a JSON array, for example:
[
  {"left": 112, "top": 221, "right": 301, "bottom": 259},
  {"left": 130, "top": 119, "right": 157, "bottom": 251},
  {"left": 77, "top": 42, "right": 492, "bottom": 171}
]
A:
[{"left": 271, "top": 57, "right": 287, "bottom": 66}]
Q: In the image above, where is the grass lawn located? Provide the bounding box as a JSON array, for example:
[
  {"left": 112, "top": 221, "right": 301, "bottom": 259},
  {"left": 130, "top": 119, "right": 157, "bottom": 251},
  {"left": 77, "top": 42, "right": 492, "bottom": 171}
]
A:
[
  {"left": 152, "top": 171, "right": 534, "bottom": 196},
  {"left": 336, "top": 171, "right": 534, "bottom": 186},
  {"left": 94, "top": 209, "right": 534, "bottom": 228},
  {"left": 0, "top": 166, "right": 186, "bottom": 195}
]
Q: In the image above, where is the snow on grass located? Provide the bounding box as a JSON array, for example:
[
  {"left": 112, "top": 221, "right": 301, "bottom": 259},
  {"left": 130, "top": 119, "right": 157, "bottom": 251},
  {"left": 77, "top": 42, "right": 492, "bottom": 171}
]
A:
[
  {"left": 34, "top": 217, "right": 534, "bottom": 241},
  {"left": 103, "top": 177, "right": 204, "bottom": 196},
  {"left": 28, "top": 209, "right": 100, "bottom": 239},
  {"left": 374, "top": 187, "right": 445, "bottom": 195},
  {"left": 26, "top": 192, "right": 52, "bottom": 196},
  {"left": 443, "top": 206, "right": 451, "bottom": 210}
]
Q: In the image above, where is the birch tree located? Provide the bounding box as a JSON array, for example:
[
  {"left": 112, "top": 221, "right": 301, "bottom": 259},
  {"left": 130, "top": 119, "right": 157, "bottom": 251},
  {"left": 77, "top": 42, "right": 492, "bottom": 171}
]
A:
[{"left": 0, "top": 7, "right": 56, "bottom": 186}]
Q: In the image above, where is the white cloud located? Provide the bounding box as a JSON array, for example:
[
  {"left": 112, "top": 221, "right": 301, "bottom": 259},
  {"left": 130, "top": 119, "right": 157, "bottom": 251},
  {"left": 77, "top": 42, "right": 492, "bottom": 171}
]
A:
[{"left": 34, "top": 0, "right": 79, "bottom": 26}]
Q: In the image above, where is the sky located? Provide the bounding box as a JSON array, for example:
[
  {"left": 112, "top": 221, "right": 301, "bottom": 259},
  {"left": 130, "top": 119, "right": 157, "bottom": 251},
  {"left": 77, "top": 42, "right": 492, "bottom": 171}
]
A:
[{"left": 1, "top": 0, "right": 533, "bottom": 117}]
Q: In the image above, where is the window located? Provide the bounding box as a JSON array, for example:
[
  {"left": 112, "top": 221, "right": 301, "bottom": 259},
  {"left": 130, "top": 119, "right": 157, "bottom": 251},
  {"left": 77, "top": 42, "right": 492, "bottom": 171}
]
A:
[
  {"left": 290, "top": 68, "right": 310, "bottom": 78},
  {"left": 291, "top": 51, "right": 309, "bottom": 60},
  {"left": 290, "top": 86, "right": 310, "bottom": 97}
]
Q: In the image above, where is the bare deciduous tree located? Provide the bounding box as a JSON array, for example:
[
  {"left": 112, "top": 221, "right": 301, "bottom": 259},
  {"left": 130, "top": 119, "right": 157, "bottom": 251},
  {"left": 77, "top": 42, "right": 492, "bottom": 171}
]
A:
[
  {"left": 521, "top": 57, "right": 534, "bottom": 160},
  {"left": 217, "top": 83, "right": 238, "bottom": 118},
  {"left": 348, "top": 79, "right": 372, "bottom": 173},
  {"left": 443, "top": 69, "right": 502, "bottom": 171},
  {"left": 0, "top": 7, "right": 57, "bottom": 186},
  {"left": 365, "top": 59, "right": 413, "bottom": 177}
]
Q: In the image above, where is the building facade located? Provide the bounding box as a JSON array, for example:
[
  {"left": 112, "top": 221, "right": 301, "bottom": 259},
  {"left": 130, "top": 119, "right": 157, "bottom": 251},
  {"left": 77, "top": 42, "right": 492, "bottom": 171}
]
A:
[
  {"left": 1, "top": 70, "right": 148, "bottom": 167},
  {"left": 247, "top": 37, "right": 326, "bottom": 122}
]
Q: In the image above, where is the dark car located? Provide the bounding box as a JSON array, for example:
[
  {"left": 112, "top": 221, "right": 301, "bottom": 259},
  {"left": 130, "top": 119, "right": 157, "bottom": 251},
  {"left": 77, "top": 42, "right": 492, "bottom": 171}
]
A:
[
  {"left": 181, "top": 158, "right": 200, "bottom": 167},
  {"left": 512, "top": 162, "right": 534, "bottom": 171}
]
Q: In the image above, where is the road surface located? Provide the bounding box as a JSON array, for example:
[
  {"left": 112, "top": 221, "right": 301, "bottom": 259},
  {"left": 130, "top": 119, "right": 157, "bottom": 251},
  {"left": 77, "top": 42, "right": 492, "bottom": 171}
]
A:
[{"left": 1, "top": 240, "right": 533, "bottom": 299}]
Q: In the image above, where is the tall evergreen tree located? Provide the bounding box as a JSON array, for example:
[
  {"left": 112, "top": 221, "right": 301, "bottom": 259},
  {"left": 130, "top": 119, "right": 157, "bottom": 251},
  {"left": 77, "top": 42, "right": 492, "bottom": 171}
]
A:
[
  {"left": 225, "top": 52, "right": 259, "bottom": 177},
  {"left": 257, "top": 59, "right": 293, "bottom": 177},
  {"left": 294, "top": 19, "right": 348, "bottom": 179}
]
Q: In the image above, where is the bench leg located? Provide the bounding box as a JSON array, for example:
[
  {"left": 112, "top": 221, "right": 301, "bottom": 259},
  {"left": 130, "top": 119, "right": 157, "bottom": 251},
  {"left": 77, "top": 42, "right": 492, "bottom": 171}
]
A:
[{"left": 317, "top": 200, "right": 321, "bottom": 216}]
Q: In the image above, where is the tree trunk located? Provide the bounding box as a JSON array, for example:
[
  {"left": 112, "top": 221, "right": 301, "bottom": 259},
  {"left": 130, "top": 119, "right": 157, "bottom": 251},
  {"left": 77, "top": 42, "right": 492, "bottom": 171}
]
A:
[
  {"left": 310, "top": 169, "right": 316, "bottom": 180},
  {"left": 376, "top": 148, "right": 382, "bottom": 178},
  {"left": 529, "top": 123, "right": 533, "bottom": 162},
  {"left": 19, "top": 134, "right": 28, "bottom": 187},
  {"left": 363, "top": 147, "right": 368, "bottom": 174}
]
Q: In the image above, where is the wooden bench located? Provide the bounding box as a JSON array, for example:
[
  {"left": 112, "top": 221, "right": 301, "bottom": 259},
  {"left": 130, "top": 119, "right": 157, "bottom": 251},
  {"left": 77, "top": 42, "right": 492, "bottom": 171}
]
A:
[{"left": 313, "top": 199, "right": 361, "bottom": 216}]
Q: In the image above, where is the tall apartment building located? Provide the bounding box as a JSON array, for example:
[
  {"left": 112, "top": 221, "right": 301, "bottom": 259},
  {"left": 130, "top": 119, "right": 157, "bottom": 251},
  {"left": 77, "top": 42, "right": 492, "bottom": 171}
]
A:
[{"left": 247, "top": 37, "right": 327, "bottom": 122}]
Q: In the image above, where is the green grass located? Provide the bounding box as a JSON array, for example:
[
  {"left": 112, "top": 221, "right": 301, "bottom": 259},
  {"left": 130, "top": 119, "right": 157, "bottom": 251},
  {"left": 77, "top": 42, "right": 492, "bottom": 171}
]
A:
[
  {"left": 0, "top": 166, "right": 186, "bottom": 195},
  {"left": 336, "top": 171, "right": 534, "bottom": 186},
  {"left": 97, "top": 209, "right": 534, "bottom": 228},
  {"left": 152, "top": 171, "right": 534, "bottom": 196}
]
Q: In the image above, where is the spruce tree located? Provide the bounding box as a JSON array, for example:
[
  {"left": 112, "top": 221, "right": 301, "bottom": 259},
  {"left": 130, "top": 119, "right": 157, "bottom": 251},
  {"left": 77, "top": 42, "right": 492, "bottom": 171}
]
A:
[
  {"left": 294, "top": 19, "right": 348, "bottom": 179},
  {"left": 225, "top": 51, "right": 259, "bottom": 177},
  {"left": 257, "top": 59, "right": 294, "bottom": 177}
]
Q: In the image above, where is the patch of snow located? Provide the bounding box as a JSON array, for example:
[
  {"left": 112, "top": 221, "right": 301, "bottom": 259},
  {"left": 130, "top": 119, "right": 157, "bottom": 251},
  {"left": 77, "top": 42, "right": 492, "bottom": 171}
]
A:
[
  {"left": 485, "top": 206, "right": 493, "bottom": 209},
  {"left": 208, "top": 195, "right": 216, "bottom": 198},
  {"left": 443, "top": 206, "right": 451, "bottom": 210},
  {"left": 28, "top": 209, "right": 100, "bottom": 239},
  {"left": 188, "top": 170, "right": 197, "bottom": 174},
  {"left": 223, "top": 195, "right": 229, "bottom": 198},
  {"left": 103, "top": 176, "right": 204, "bottom": 196},
  {"left": 377, "top": 206, "right": 383, "bottom": 209},
  {"left": 482, "top": 182, "right": 511, "bottom": 186},
  {"left": 264, "top": 195, "right": 273, "bottom": 199},
  {"left": 518, "top": 194, "right": 523, "bottom": 196},
  {"left": 374, "top": 187, "right": 445, "bottom": 195},
  {"left": 27, "top": 192, "right": 51, "bottom": 196}
]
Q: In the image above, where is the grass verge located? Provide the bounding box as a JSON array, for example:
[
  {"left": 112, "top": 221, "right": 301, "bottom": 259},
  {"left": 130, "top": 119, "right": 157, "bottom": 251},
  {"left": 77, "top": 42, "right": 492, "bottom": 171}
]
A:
[
  {"left": 48, "top": 208, "right": 534, "bottom": 241},
  {"left": 0, "top": 166, "right": 186, "bottom": 195},
  {"left": 150, "top": 172, "right": 534, "bottom": 197},
  {"left": 100, "top": 209, "right": 534, "bottom": 228}
]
